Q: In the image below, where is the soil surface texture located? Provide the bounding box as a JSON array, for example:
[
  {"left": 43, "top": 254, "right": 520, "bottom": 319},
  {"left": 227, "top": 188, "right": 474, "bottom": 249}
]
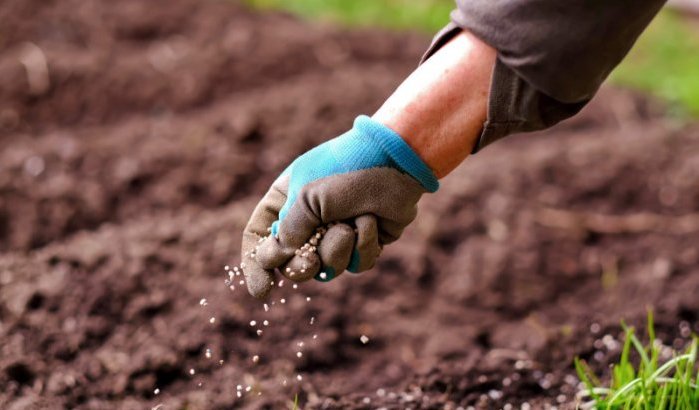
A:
[{"left": 1, "top": 0, "right": 698, "bottom": 409}]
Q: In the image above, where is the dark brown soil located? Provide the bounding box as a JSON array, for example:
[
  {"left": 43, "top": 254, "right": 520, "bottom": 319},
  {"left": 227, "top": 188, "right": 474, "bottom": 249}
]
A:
[{"left": 1, "top": 1, "right": 698, "bottom": 409}]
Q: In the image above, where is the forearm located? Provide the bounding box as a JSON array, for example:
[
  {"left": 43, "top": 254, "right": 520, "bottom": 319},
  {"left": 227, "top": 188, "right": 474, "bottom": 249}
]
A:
[{"left": 373, "top": 30, "right": 496, "bottom": 178}]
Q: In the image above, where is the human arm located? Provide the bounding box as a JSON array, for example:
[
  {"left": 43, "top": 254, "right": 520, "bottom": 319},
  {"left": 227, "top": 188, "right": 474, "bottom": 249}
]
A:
[
  {"left": 240, "top": 29, "right": 495, "bottom": 298},
  {"left": 241, "top": 0, "right": 667, "bottom": 298},
  {"left": 373, "top": 30, "right": 495, "bottom": 178}
]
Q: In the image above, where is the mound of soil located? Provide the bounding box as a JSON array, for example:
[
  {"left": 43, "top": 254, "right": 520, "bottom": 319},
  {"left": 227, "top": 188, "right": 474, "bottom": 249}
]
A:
[{"left": 1, "top": 0, "right": 698, "bottom": 409}]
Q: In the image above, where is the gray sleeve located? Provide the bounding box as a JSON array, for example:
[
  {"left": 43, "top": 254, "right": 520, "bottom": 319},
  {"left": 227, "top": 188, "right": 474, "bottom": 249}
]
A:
[
  {"left": 422, "top": 0, "right": 666, "bottom": 152},
  {"left": 451, "top": 0, "right": 666, "bottom": 103}
]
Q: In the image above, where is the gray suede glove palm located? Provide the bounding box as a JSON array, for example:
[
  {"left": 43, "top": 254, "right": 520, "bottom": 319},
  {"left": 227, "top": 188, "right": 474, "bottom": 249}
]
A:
[{"left": 241, "top": 116, "right": 439, "bottom": 298}]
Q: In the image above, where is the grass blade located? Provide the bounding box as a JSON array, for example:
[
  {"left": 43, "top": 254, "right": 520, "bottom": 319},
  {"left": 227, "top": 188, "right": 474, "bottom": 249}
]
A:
[
  {"left": 648, "top": 353, "right": 692, "bottom": 381},
  {"left": 575, "top": 313, "right": 698, "bottom": 410},
  {"left": 647, "top": 310, "right": 659, "bottom": 383},
  {"left": 608, "top": 377, "right": 642, "bottom": 407},
  {"left": 575, "top": 357, "right": 603, "bottom": 403}
]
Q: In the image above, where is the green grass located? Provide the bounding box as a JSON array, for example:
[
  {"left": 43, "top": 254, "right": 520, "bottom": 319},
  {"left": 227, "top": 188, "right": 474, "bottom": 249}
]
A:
[
  {"left": 611, "top": 10, "right": 699, "bottom": 117},
  {"left": 244, "top": 1, "right": 699, "bottom": 117},
  {"left": 245, "top": 0, "right": 453, "bottom": 33},
  {"left": 575, "top": 312, "right": 699, "bottom": 410}
]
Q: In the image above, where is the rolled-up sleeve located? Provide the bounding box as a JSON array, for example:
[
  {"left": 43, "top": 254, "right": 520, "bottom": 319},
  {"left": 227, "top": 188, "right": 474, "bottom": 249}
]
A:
[{"left": 422, "top": 0, "right": 667, "bottom": 152}]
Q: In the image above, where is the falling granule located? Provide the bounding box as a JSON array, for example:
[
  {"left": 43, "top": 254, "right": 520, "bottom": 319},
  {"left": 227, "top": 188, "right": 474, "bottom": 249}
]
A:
[
  {"left": 229, "top": 285, "right": 235, "bottom": 291},
  {"left": 296, "top": 352, "right": 303, "bottom": 358},
  {"left": 199, "top": 298, "right": 208, "bottom": 306},
  {"left": 282, "top": 379, "right": 288, "bottom": 386},
  {"left": 250, "top": 320, "right": 257, "bottom": 326},
  {"left": 219, "top": 360, "right": 224, "bottom": 365},
  {"left": 293, "top": 284, "right": 298, "bottom": 289},
  {"left": 237, "top": 384, "right": 242, "bottom": 391},
  {"left": 306, "top": 296, "right": 311, "bottom": 302},
  {"left": 205, "top": 348, "right": 212, "bottom": 359},
  {"left": 278, "top": 280, "right": 284, "bottom": 287},
  {"left": 256, "top": 329, "right": 263, "bottom": 336},
  {"left": 239, "top": 280, "right": 244, "bottom": 285},
  {"left": 198, "top": 382, "right": 203, "bottom": 387},
  {"left": 236, "top": 391, "right": 242, "bottom": 398},
  {"left": 360, "top": 335, "right": 369, "bottom": 344},
  {"left": 154, "top": 388, "right": 160, "bottom": 395},
  {"left": 488, "top": 389, "right": 503, "bottom": 400},
  {"left": 280, "top": 298, "right": 286, "bottom": 304},
  {"left": 310, "top": 316, "right": 315, "bottom": 325},
  {"left": 252, "top": 355, "right": 260, "bottom": 363},
  {"left": 319, "top": 272, "right": 327, "bottom": 280},
  {"left": 263, "top": 303, "right": 269, "bottom": 312},
  {"left": 312, "top": 334, "right": 318, "bottom": 339},
  {"left": 189, "top": 368, "right": 196, "bottom": 375},
  {"left": 209, "top": 317, "right": 216, "bottom": 324},
  {"left": 245, "top": 385, "right": 252, "bottom": 392},
  {"left": 224, "top": 265, "right": 230, "bottom": 271},
  {"left": 263, "top": 320, "right": 269, "bottom": 326},
  {"left": 297, "top": 341, "right": 304, "bottom": 347},
  {"left": 297, "top": 375, "right": 303, "bottom": 381}
]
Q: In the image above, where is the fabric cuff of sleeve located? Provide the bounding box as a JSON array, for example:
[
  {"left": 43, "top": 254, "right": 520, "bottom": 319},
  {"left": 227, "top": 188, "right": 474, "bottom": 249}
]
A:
[
  {"left": 420, "top": 25, "right": 589, "bottom": 154},
  {"left": 354, "top": 115, "right": 439, "bottom": 193}
]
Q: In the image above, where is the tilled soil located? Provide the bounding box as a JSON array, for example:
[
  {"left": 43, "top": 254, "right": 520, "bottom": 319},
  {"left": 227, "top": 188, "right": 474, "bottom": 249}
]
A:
[{"left": 1, "top": 1, "right": 698, "bottom": 409}]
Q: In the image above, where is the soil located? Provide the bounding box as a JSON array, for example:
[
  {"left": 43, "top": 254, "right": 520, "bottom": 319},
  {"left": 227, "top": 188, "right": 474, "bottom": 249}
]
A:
[{"left": 1, "top": 0, "right": 698, "bottom": 409}]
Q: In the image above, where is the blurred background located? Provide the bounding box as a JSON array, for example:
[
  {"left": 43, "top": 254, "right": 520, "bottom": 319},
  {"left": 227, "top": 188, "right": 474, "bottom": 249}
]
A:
[
  {"left": 1, "top": 1, "right": 698, "bottom": 409},
  {"left": 249, "top": 0, "right": 699, "bottom": 117}
]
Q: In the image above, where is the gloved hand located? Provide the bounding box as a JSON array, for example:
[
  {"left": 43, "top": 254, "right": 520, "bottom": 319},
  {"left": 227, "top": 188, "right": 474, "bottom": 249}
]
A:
[{"left": 241, "top": 115, "right": 439, "bottom": 298}]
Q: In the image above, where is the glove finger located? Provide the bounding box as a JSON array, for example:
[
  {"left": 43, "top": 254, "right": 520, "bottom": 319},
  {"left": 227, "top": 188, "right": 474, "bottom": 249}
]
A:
[
  {"left": 347, "top": 214, "right": 381, "bottom": 273},
  {"left": 280, "top": 247, "right": 321, "bottom": 282},
  {"left": 255, "top": 235, "right": 292, "bottom": 270},
  {"left": 241, "top": 177, "right": 288, "bottom": 298},
  {"left": 315, "top": 223, "right": 355, "bottom": 282},
  {"left": 241, "top": 232, "right": 275, "bottom": 298},
  {"left": 256, "top": 194, "right": 321, "bottom": 270}
]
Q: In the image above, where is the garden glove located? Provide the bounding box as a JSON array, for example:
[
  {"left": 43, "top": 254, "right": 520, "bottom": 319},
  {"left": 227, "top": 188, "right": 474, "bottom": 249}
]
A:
[{"left": 241, "top": 115, "right": 439, "bottom": 298}]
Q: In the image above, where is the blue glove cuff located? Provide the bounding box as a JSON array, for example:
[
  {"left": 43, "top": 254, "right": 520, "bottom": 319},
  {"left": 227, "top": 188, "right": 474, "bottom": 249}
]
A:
[{"left": 354, "top": 115, "right": 439, "bottom": 193}]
